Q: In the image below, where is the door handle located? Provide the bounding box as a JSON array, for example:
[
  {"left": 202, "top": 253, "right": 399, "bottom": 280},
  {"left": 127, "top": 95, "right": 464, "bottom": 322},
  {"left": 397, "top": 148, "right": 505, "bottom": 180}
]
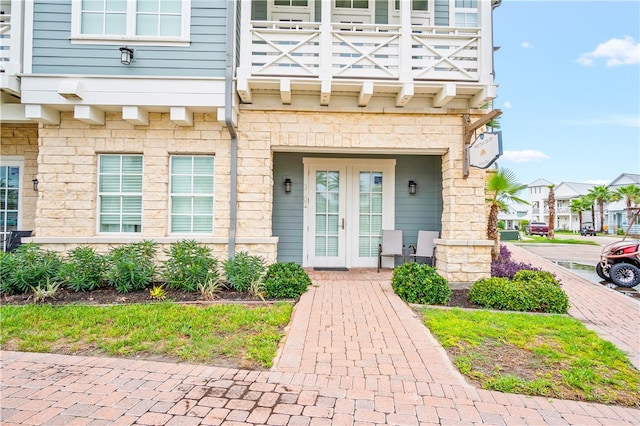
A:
[{"left": 342, "top": 218, "right": 345, "bottom": 230}]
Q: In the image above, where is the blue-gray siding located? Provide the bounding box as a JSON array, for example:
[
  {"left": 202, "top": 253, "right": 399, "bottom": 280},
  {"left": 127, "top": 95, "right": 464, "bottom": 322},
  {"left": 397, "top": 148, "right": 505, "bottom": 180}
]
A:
[
  {"left": 31, "top": 0, "right": 227, "bottom": 77},
  {"left": 272, "top": 153, "right": 442, "bottom": 264}
]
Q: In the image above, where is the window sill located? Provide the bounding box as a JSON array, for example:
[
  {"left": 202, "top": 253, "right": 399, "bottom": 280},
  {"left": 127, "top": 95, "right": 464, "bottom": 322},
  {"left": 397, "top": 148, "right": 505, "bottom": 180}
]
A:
[{"left": 70, "top": 36, "right": 190, "bottom": 48}]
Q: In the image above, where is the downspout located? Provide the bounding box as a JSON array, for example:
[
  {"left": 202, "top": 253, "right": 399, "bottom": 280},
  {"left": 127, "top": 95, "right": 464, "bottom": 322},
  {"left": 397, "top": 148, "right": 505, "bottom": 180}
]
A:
[{"left": 225, "top": 0, "right": 237, "bottom": 259}]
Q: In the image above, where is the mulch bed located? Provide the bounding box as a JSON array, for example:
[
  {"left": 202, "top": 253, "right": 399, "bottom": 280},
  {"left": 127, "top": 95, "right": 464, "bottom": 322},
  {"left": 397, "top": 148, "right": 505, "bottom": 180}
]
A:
[{"left": 1, "top": 287, "right": 479, "bottom": 308}]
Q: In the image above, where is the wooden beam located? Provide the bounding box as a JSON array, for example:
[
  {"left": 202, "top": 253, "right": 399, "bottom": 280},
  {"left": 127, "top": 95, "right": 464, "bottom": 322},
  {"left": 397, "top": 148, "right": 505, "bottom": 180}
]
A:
[
  {"left": 75, "top": 105, "right": 105, "bottom": 125},
  {"left": 320, "top": 80, "right": 331, "bottom": 106},
  {"left": 24, "top": 105, "right": 60, "bottom": 124},
  {"left": 433, "top": 84, "right": 456, "bottom": 108},
  {"left": 358, "top": 81, "right": 374, "bottom": 107},
  {"left": 237, "top": 78, "right": 252, "bottom": 104},
  {"left": 122, "top": 106, "right": 149, "bottom": 125},
  {"left": 462, "top": 109, "right": 502, "bottom": 178},
  {"left": 395, "top": 83, "right": 414, "bottom": 107},
  {"left": 280, "top": 79, "right": 291, "bottom": 105},
  {"left": 170, "top": 107, "right": 193, "bottom": 126}
]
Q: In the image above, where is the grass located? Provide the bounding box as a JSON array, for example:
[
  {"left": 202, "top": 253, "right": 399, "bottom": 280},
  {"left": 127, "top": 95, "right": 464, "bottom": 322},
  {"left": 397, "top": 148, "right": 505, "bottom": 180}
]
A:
[
  {"left": 421, "top": 308, "right": 640, "bottom": 407},
  {"left": 0, "top": 302, "right": 293, "bottom": 369},
  {"left": 517, "top": 235, "right": 600, "bottom": 245}
]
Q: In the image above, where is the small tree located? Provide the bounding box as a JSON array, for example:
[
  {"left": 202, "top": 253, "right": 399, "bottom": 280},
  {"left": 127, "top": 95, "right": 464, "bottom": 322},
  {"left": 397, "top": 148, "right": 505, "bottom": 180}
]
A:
[
  {"left": 547, "top": 184, "right": 555, "bottom": 239},
  {"left": 486, "top": 168, "right": 528, "bottom": 260},
  {"left": 588, "top": 185, "right": 614, "bottom": 233},
  {"left": 613, "top": 184, "right": 640, "bottom": 226},
  {"left": 570, "top": 196, "right": 592, "bottom": 231}
]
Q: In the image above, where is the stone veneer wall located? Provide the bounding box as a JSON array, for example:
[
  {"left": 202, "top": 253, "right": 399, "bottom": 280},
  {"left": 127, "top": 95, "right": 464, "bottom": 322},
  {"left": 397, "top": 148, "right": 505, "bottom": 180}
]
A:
[
  {"left": 28, "top": 108, "right": 491, "bottom": 281},
  {"left": 238, "top": 109, "right": 492, "bottom": 282},
  {"left": 0, "top": 124, "right": 39, "bottom": 233}
]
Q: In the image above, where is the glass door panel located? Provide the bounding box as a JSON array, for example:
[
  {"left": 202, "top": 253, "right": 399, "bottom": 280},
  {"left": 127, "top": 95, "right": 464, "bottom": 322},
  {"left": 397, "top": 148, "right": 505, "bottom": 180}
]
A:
[{"left": 0, "top": 165, "right": 21, "bottom": 251}]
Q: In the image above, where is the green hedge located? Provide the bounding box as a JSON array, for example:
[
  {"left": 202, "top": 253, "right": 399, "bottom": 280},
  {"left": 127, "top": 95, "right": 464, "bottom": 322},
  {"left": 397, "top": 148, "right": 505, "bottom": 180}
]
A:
[
  {"left": 264, "top": 263, "right": 311, "bottom": 299},
  {"left": 391, "top": 262, "right": 451, "bottom": 305}
]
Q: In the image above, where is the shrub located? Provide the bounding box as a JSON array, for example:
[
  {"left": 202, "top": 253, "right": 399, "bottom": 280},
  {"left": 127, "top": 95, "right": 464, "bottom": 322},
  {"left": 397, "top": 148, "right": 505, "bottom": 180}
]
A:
[
  {"left": 31, "top": 279, "right": 62, "bottom": 303},
  {"left": 391, "top": 262, "right": 451, "bottom": 305},
  {"left": 161, "top": 240, "right": 220, "bottom": 292},
  {"left": 223, "top": 251, "right": 266, "bottom": 292},
  {"left": 0, "top": 243, "right": 62, "bottom": 294},
  {"left": 104, "top": 241, "right": 157, "bottom": 293},
  {"left": 58, "top": 246, "right": 106, "bottom": 292},
  {"left": 263, "top": 263, "right": 311, "bottom": 299},
  {"left": 469, "top": 271, "right": 568, "bottom": 314},
  {"left": 491, "top": 244, "right": 540, "bottom": 279}
]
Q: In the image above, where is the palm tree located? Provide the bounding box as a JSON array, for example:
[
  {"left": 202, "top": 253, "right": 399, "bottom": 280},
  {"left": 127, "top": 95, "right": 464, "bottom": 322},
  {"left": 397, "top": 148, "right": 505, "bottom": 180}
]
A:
[
  {"left": 547, "top": 184, "right": 555, "bottom": 239},
  {"left": 486, "top": 168, "right": 528, "bottom": 260},
  {"left": 588, "top": 185, "right": 614, "bottom": 233},
  {"left": 613, "top": 184, "right": 640, "bottom": 225},
  {"left": 570, "top": 196, "right": 592, "bottom": 231}
]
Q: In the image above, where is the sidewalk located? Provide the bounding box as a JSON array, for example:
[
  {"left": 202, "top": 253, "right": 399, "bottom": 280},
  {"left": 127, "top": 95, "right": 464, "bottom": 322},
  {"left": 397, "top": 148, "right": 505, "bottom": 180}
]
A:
[{"left": 2, "top": 263, "right": 640, "bottom": 424}]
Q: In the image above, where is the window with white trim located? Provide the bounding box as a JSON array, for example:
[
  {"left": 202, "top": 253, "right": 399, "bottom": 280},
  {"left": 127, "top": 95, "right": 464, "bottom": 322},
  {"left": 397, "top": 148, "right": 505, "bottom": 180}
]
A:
[
  {"left": 72, "top": 0, "right": 191, "bottom": 44},
  {"left": 454, "top": 0, "right": 478, "bottom": 27},
  {"left": 98, "top": 155, "right": 143, "bottom": 233},
  {"left": 170, "top": 156, "right": 214, "bottom": 234}
]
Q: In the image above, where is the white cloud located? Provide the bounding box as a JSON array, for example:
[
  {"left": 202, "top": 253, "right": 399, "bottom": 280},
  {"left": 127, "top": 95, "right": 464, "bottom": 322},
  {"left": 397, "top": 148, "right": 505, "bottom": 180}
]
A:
[
  {"left": 502, "top": 150, "right": 550, "bottom": 163},
  {"left": 577, "top": 36, "right": 640, "bottom": 67},
  {"left": 503, "top": 101, "right": 512, "bottom": 108},
  {"left": 521, "top": 41, "right": 533, "bottom": 49},
  {"left": 568, "top": 115, "right": 640, "bottom": 128}
]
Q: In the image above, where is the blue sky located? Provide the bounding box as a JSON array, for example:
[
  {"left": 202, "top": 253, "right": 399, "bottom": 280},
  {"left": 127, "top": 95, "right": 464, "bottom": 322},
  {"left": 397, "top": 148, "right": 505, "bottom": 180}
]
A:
[{"left": 491, "top": 0, "right": 640, "bottom": 190}]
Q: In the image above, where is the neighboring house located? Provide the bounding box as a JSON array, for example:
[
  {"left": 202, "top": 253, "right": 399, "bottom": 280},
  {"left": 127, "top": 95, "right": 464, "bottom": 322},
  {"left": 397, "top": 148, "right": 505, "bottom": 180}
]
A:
[
  {"left": 527, "top": 178, "right": 552, "bottom": 223},
  {"left": 554, "top": 182, "right": 595, "bottom": 231},
  {"left": 606, "top": 173, "right": 640, "bottom": 234},
  {"left": 1, "top": 0, "right": 503, "bottom": 283},
  {"left": 497, "top": 201, "right": 529, "bottom": 230}
]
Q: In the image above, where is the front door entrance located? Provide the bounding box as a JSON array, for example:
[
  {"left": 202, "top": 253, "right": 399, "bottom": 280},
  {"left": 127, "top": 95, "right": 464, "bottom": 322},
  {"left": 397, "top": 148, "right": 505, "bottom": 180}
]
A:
[{"left": 303, "top": 158, "right": 396, "bottom": 268}]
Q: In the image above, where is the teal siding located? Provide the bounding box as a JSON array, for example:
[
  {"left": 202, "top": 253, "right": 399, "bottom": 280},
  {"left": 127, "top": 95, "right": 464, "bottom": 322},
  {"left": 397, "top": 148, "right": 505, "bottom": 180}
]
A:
[
  {"left": 273, "top": 153, "right": 305, "bottom": 264},
  {"left": 272, "top": 153, "right": 443, "bottom": 264},
  {"left": 31, "top": 0, "right": 227, "bottom": 77}
]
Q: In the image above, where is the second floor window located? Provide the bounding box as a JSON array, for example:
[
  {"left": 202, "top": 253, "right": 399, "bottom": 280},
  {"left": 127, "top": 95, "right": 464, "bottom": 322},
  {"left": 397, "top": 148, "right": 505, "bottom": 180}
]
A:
[
  {"left": 454, "top": 0, "right": 478, "bottom": 27},
  {"left": 73, "top": 0, "right": 190, "bottom": 43}
]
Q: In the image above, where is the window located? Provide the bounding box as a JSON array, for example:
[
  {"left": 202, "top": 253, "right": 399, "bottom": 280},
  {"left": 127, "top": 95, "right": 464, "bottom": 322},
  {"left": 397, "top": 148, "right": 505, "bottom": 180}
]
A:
[
  {"left": 170, "top": 156, "right": 214, "bottom": 233},
  {"left": 98, "top": 155, "right": 143, "bottom": 233},
  {"left": 394, "top": 0, "right": 429, "bottom": 11},
  {"left": 274, "top": 0, "right": 308, "bottom": 6},
  {"left": 72, "top": 0, "right": 191, "bottom": 44},
  {"left": 0, "top": 161, "right": 22, "bottom": 250},
  {"left": 336, "top": 0, "right": 369, "bottom": 9},
  {"left": 454, "top": 0, "right": 478, "bottom": 27}
]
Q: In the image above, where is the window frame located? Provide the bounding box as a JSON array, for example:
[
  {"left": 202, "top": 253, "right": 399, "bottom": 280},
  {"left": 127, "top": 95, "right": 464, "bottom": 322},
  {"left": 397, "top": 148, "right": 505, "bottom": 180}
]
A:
[
  {"left": 453, "top": 0, "right": 478, "bottom": 28},
  {"left": 97, "top": 154, "right": 144, "bottom": 234},
  {"left": 0, "top": 157, "right": 24, "bottom": 251},
  {"left": 71, "top": 0, "right": 192, "bottom": 46},
  {"left": 168, "top": 155, "right": 215, "bottom": 235}
]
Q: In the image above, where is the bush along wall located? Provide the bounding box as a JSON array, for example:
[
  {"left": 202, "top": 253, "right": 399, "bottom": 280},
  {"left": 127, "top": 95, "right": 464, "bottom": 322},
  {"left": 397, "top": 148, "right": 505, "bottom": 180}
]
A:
[{"left": 391, "top": 262, "right": 451, "bottom": 305}]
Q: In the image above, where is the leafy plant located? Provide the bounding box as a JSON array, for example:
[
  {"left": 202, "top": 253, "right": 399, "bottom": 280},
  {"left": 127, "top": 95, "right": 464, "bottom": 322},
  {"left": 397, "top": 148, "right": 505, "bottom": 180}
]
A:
[
  {"left": 469, "top": 270, "right": 568, "bottom": 314},
  {"left": 149, "top": 285, "right": 167, "bottom": 300},
  {"left": 491, "top": 245, "right": 540, "bottom": 279},
  {"left": 161, "top": 240, "right": 220, "bottom": 292},
  {"left": 104, "top": 241, "right": 157, "bottom": 293},
  {"left": 263, "top": 262, "right": 311, "bottom": 299},
  {"left": 391, "top": 262, "right": 451, "bottom": 305},
  {"left": 197, "top": 276, "right": 225, "bottom": 300},
  {"left": 0, "top": 244, "right": 62, "bottom": 294},
  {"left": 30, "top": 279, "right": 62, "bottom": 303},
  {"left": 223, "top": 251, "right": 266, "bottom": 293},
  {"left": 58, "top": 246, "right": 106, "bottom": 292}
]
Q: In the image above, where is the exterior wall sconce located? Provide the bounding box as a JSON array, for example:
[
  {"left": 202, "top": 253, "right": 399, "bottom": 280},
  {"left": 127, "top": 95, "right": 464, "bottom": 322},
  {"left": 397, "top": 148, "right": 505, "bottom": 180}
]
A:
[
  {"left": 284, "top": 178, "right": 292, "bottom": 193},
  {"left": 408, "top": 180, "right": 417, "bottom": 195},
  {"left": 32, "top": 178, "right": 39, "bottom": 192},
  {"left": 120, "top": 47, "right": 134, "bottom": 65}
]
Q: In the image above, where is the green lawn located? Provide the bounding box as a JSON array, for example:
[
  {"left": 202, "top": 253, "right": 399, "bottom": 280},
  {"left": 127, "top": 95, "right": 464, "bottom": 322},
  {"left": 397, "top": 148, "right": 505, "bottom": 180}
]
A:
[
  {"left": 0, "top": 303, "right": 293, "bottom": 369},
  {"left": 517, "top": 235, "right": 600, "bottom": 245},
  {"left": 421, "top": 308, "right": 640, "bottom": 407}
]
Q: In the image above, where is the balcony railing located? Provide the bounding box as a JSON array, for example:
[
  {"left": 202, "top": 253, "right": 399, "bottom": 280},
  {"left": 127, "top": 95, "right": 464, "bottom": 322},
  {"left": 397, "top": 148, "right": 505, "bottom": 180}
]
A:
[
  {"left": 0, "top": 0, "right": 22, "bottom": 94},
  {"left": 248, "top": 21, "right": 481, "bottom": 82}
]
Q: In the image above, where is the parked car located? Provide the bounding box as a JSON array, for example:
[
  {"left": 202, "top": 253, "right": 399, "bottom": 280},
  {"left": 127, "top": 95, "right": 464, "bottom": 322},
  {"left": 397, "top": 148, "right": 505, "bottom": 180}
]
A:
[
  {"left": 581, "top": 222, "right": 596, "bottom": 236},
  {"left": 596, "top": 239, "right": 640, "bottom": 288},
  {"left": 525, "top": 222, "right": 549, "bottom": 236}
]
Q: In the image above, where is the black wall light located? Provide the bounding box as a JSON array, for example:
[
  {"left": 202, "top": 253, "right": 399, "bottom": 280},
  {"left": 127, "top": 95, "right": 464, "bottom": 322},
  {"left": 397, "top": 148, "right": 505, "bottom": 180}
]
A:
[
  {"left": 32, "top": 178, "right": 39, "bottom": 192},
  {"left": 120, "top": 47, "right": 134, "bottom": 65},
  {"left": 408, "top": 180, "right": 417, "bottom": 195},
  {"left": 284, "top": 178, "right": 292, "bottom": 193}
]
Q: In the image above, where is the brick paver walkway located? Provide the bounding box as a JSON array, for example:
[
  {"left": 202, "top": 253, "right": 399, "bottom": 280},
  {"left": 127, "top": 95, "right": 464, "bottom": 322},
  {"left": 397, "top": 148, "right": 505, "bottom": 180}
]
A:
[{"left": 2, "top": 254, "right": 639, "bottom": 425}]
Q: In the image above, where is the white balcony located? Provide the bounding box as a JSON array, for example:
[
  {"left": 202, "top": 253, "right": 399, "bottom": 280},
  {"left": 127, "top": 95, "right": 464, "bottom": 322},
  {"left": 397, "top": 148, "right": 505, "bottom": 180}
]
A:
[
  {"left": 238, "top": 7, "right": 495, "bottom": 109},
  {"left": 0, "top": 0, "right": 23, "bottom": 96}
]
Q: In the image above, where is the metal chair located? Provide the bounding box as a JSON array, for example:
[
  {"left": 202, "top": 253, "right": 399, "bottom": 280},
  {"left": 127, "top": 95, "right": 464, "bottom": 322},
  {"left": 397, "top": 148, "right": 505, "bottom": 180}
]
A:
[
  {"left": 408, "top": 230, "right": 438, "bottom": 267},
  {"left": 377, "top": 230, "right": 405, "bottom": 272},
  {"left": 3, "top": 230, "right": 32, "bottom": 252}
]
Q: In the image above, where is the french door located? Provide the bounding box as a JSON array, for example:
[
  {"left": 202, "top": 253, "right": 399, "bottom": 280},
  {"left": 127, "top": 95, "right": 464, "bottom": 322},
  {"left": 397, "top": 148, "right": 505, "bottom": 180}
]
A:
[
  {"left": 0, "top": 159, "right": 23, "bottom": 251},
  {"left": 303, "top": 158, "right": 395, "bottom": 268}
]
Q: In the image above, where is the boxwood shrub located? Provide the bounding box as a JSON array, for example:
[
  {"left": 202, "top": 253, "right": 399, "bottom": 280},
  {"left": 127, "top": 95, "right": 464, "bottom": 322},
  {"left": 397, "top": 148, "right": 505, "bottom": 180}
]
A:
[
  {"left": 263, "top": 262, "right": 311, "bottom": 299},
  {"left": 391, "top": 262, "right": 451, "bottom": 305},
  {"left": 469, "top": 270, "right": 568, "bottom": 314}
]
